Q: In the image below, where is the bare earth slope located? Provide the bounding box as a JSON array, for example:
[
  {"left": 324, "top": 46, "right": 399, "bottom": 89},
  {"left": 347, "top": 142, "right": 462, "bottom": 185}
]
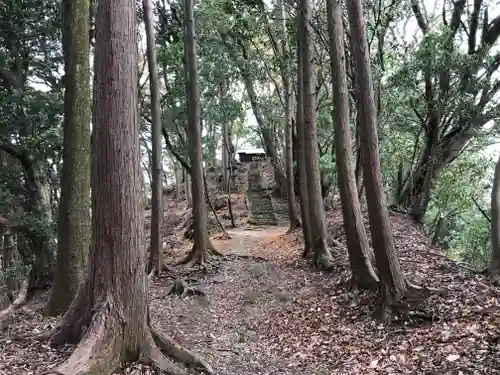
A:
[{"left": 1, "top": 200, "right": 500, "bottom": 375}]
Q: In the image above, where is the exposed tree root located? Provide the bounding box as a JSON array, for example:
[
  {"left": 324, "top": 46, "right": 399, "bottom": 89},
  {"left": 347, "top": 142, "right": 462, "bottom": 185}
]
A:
[
  {"left": 326, "top": 235, "right": 344, "bottom": 249},
  {"left": 227, "top": 254, "right": 268, "bottom": 261},
  {"left": 142, "top": 329, "right": 188, "bottom": 375},
  {"left": 43, "top": 309, "right": 121, "bottom": 375},
  {"left": 168, "top": 278, "right": 206, "bottom": 298},
  {"left": 0, "top": 278, "right": 29, "bottom": 327},
  {"left": 150, "top": 325, "right": 213, "bottom": 374},
  {"left": 177, "top": 236, "right": 225, "bottom": 267},
  {"left": 177, "top": 247, "right": 224, "bottom": 268},
  {"left": 345, "top": 274, "right": 379, "bottom": 292},
  {"left": 40, "top": 304, "right": 213, "bottom": 375},
  {"left": 375, "top": 280, "right": 439, "bottom": 325}
]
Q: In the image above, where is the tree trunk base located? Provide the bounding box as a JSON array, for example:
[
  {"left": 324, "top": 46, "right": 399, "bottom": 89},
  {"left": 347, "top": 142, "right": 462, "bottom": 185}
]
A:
[
  {"left": 312, "top": 237, "right": 342, "bottom": 270},
  {"left": 177, "top": 240, "right": 224, "bottom": 267},
  {"left": 375, "top": 281, "right": 436, "bottom": 324},
  {"left": 40, "top": 303, "right": 212, "bottom": 375},
  {"left": 314, "top": 249, "right": 335, "bottom": 270},
  {"left": 285, "top": 221, "right": 301, "bottom": 235},
  {"left": 489, "top": 263, "right": 500, "bottom": 285},
  {"left": 346, "top": 274, "right": 379, "bottom": 292},
  {"left": 168, "top": 278, "right": 206, "bottom": 298}
]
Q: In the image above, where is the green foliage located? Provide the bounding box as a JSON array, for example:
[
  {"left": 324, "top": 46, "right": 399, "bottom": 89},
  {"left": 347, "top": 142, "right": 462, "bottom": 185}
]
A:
[{"left": 419, "top": 152, "right": 494, "bottom": 268}]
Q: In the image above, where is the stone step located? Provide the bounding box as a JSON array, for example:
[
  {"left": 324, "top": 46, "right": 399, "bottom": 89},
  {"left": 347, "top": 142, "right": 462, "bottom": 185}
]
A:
[{"left": 246, "top": 162, "right": 278, "bottom": 226}]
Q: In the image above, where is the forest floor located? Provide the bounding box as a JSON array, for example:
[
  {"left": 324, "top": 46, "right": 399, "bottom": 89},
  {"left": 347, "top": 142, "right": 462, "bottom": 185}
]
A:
[{"left": 1, "top": 196, "right": 500, "bottom": 374}]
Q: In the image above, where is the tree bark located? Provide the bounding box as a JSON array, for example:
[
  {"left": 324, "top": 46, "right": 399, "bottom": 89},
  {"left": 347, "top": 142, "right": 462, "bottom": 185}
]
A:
[
  {"left": 221, "top": 80, "right": 236, "bottom": 228},
  {"left": 143, "top": 0, "right": 164, "bottom": 276},
  {"left": 295, "top": 18, "right": 312, "bottom": 258},
  {"left": 299, "top": 0, "right": 332, "bottom": 268},
  {"left": 28, "top": 166, "right": 56, "bottom": 292},
  {"left": 279, "top": 0, "right": 301, "bottom": 231},
  {"left": 46, "top": 0, "right": 91, "bottom": 316},
  {"left": 346, "top": 0, "right": 408, "bottom": 321},
  {"left": 180, "top": 0, "right": 220, "bottom": 265},
  {"left": 43, "top": 1, "right": 212, "bottom": 373},
  {"left": 182, "top": 168, "right": 191, "bottom": 207},
  {"left": 327, "top": 0, "right": 378, "bottom": 289},
  {"left": 174, "top": 160, "right": 181, "bottom": 199},
  {"left": 490, "top": 153, "right": 500, "bottom": 283}
]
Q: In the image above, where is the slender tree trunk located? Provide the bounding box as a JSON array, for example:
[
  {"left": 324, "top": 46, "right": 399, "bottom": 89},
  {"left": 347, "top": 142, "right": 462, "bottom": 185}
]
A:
[
  {"left": 43, "top": 1, "right": 211, "bottom": 372},
  {"left": 174, "top": 160, "right": 181, "bottom": 199},
  {"left": 185, "top": 168, "right": 192, "bottom": 207},
  {"left": 47, "top": 0, "right": 92, "bottom": 316},
  {"left": 296, "top": 20, "right": 312, "bottom": 258},
  {"left": 299, "top": 0, "right": 332, "bottom": 268},
  {"left": 221, "top": 80, "right": 236, "bottom": 228},
  {"left": 346, "top": 0, "right": 408, "bottom": 322},
  {"left": 280, "top": 0, "right": 301, "bottom": 231},
  {"left": 327, "top": 0, "right": 378, "bottom": 289},
  {"left": 180, "top": 0, "right": 220, "bottom": 265},
  {"left": 490, "top": 153, "right": 500, "bottom": 282},
  {"left": 143, "top": 0, "right": 163, "bottom": 276}
]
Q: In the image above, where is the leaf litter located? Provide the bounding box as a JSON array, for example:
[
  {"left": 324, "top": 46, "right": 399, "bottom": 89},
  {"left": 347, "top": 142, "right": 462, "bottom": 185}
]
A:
[{"left": 1, "top": 198, "right": 500, "bottom": 374}]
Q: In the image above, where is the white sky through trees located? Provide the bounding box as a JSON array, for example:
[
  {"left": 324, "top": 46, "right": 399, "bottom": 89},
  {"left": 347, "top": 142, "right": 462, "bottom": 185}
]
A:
[{"left": 26, "top": 0, "right": 500, "bottom": 190}]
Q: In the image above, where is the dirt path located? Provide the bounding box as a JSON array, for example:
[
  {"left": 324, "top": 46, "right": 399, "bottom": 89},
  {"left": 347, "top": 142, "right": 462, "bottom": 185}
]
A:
[
  {"left": 212, "top": 224, "right": 290, "bottom": 256},
  {"left": 151, "top": 223, "right": 306, "bottom": 375}
]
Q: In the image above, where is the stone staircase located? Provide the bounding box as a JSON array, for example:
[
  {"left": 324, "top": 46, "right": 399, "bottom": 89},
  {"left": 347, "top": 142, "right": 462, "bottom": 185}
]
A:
[{"left": 245, "top": 162, "right": 278, "bottom": 226}]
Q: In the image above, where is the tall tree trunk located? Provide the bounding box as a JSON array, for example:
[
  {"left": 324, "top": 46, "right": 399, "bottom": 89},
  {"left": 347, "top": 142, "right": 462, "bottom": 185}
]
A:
[
  {"left": 296, "top": 20, "right": 312, "bottom": 258},
  {"left": 44, "top": 1, "right": 211, "bottom": 372},
  {"left": 490, "top": 153, "right": 500, "bottom": 282},
  {"left": 143, "top": 0, "right": 163, "bottom": 276},
  {"left": 299, "top": 0, "right": 332, "bottom": 268},
  {"left": 180, "top": 0, "right": 220, "bottom": 265},
  {"left": 221, "top": 80, "right": 236, "bottom": 228},
  {"left": 346, "top": 0, "right": 408, "bottom": 322},
  {"left": 279, "top": 0, "right": 301, "bottom": 231},
  {"left": 46, "top": 0, "right": 92, "bottom": 316},
  {"left": 327, "top": 0, "right": 378, "bottom": 289}
]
